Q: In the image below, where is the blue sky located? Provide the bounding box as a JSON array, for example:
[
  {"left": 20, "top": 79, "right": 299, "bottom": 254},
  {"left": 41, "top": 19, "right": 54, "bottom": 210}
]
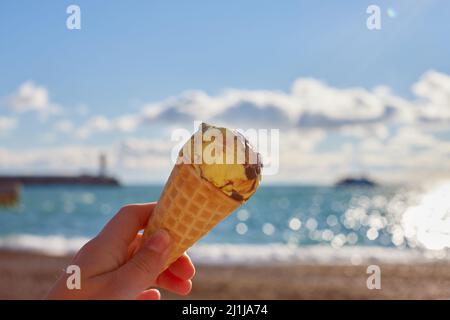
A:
[
  {"left": 2, "top": 1, "right": 449, "bottom": 102},
  {"left": 1, "top": 0, "right": 450, "bottom": 184}
]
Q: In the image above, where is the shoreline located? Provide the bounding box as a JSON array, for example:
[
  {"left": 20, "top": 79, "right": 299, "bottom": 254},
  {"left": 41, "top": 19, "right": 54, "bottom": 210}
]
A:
[
  {"left": 1, "top": 234, "right": 446, "bottom": 265},
  {"left": 1, "top": 249, "right": 450, "bottom": 299}
]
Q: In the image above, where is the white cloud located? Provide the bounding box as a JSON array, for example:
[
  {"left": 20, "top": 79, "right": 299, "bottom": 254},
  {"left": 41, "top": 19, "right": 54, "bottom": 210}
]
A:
[
  {"left": 72, "top": 80, "right": 396, "bottom": 138},
  {"left": 0, "top": 145, "right": 110, "bottom": 174},
  {"left": 53, "top": 120, "right": 75, "bottom": 133},
  {"left": 389, "top": 127, "right": 437, "bottom": 148},
  {"left": 282, "top": 128, "right": 326, "bottom": 153},
  {"left": 136, "top": 78, "right": 411, "bottom": 129},
  {"left": 123, "top": 72, "right": 448, "bottom": 132},
  {"left": 4, "top": 81, "right": 60, "bottom": 118},
  {"left": 71, "top": 70, "right": 450, "bottom": 141},
  {"left": 339, "top": 124, "right": 390, "bottom": 140},
  {"left": 115, "top": 114, "right": 141, "bottom": 132},
  {"left": 75, "top": 115, "right": 112, "bottom": 139},
  {"left": 138, "top": 87, "right": 302, "bottom": 127},
  {"left": 412, "top": 70, "right": 450, "bottom": 122},
  {"left": 293, "top": 79, "right": 391, "bottom": 126},
  {"left": 0, "top": 116, "right": 17, "bottom": 133},
  {"left": 74, "top": 114, "right": 142, "bottom": 139},
  {"left": 115, "top": 138, "right": 178, "bottom": 179},
  {"left": 118, "top": 138, "right": 173, "bottom": 157}
]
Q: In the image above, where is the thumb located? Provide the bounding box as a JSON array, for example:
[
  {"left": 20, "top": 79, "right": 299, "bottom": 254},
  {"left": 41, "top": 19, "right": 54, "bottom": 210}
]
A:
[{"left": 112, "top": 229, "right": 172, "bottom": 295}]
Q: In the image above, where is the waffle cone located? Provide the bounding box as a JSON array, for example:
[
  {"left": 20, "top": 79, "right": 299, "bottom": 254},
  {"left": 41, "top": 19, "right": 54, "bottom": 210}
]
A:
[{"left": 143, "top": 164, "right": 241, "bottom": 267}]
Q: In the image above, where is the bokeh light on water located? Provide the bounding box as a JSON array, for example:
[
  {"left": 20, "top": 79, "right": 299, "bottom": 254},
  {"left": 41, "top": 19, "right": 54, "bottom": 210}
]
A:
[
  {"left": 223, "top": 183, "right": 450, "bottom": 258},
  {"left": 402, "top": 182, "right": 450, "bottom": 251}
]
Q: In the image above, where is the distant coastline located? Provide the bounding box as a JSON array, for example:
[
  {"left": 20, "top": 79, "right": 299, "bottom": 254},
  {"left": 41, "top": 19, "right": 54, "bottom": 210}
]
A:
[{"left": 0, "top": 175, "right": 120, "bottom": 186}]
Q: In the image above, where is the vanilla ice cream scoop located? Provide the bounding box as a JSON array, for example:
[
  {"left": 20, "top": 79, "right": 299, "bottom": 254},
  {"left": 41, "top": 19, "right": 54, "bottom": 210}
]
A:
[{"left": 179, "top": 123, "right": 262, "bottom": 201}]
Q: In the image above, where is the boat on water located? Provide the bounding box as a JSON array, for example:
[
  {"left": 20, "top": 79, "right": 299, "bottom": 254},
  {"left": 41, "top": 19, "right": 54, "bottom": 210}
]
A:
[{"left": 334, "top": 176, "right": 378, "bottom": 187}]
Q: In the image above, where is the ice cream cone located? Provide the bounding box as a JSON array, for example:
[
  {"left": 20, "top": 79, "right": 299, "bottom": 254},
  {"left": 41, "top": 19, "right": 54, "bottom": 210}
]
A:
[
  {"left": 142, "top": 123, "right": 262, "bottom": 268},
  {"left": 143, "top": 163, "right": 241, "bottom": 267}
]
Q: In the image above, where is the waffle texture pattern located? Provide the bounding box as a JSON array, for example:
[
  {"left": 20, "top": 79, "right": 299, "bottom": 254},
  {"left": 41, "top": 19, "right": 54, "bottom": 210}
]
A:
[{"left": 143, "top": 164, "right": 241, "bottom": 267}]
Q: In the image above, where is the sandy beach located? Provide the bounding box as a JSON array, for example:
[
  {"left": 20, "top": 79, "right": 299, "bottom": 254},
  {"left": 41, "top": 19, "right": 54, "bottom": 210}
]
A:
[{"left": 1, "top": 249, "right": 449, "bottom": 300}]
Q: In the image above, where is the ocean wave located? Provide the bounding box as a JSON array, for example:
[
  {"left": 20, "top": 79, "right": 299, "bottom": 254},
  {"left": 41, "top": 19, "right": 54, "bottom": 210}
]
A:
[
  {"left": 189, "top": 244, "right": 448, "bottom": 265},
  {"left": 0, "top": 234, "right": 89, "bottom": 256},
  {"left": 0, "top": 234, "right": 446, "bottom": 264}
]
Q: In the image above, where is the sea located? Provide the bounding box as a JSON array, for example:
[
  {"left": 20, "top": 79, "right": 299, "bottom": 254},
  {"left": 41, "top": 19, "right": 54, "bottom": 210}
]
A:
[{"left": 1, "top": 183, "right": 450, "bottom": 265}]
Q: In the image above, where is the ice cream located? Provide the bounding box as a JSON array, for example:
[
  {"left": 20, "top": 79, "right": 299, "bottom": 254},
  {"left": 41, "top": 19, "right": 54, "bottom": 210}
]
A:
[
  {"left": 142, "top": 123, "right": 262, "bottom": 267},
  {"left": 179, "top": 123, "right": 262, "bottom": 201}
]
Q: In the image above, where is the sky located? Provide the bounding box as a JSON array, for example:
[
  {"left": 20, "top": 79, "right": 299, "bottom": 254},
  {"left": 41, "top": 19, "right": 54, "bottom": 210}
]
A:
[{"left": 0, "top": 0, "right": 450, "bottom": 184}]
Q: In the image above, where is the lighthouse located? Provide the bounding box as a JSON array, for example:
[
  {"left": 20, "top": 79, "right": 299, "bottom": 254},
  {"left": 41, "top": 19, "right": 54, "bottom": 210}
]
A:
[{"left": 99, "top": 153, "right": 107, "bottom": 177}]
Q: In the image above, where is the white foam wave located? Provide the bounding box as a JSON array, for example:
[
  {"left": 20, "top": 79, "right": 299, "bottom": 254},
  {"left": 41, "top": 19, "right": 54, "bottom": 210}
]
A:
[
  {"left": 0, "top": 234, "right": 446, "bottom": 264},
  {"left": 0, "top": 234, "right": 89, "bottom": 256},
  {"left": 189, "top": 243, "right": 444, "bottom": 265}
]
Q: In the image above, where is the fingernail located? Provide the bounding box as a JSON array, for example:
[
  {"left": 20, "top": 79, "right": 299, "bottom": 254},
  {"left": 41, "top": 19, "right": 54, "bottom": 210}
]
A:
[{"left": 145, "top": 229, "right": 171, "bottom": 253}]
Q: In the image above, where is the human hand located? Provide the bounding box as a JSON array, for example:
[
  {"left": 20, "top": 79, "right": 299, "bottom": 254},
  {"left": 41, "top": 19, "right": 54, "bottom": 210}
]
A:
[{"left": 46, "top": 202, "right": 195, "bottom": 299}]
